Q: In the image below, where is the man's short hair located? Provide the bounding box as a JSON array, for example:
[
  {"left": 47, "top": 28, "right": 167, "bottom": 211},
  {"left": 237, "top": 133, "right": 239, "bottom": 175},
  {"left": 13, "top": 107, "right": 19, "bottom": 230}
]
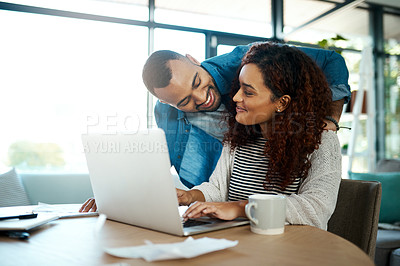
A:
[{"left": 142, "top": 50, "right": 185, "bottom": 95}]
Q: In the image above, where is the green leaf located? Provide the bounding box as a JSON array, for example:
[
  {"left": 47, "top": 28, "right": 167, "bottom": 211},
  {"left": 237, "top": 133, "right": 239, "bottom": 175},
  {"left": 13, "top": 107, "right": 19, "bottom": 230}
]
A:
[{"left": 331, "top": 34, "right": 347, "bottom": 41}]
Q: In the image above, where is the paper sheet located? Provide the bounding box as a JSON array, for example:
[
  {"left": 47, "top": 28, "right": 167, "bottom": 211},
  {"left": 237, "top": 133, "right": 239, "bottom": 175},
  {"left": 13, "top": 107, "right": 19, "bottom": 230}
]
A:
[
  {"left": 104, "top": 237, "right": 238, "bottom": 262},
  {"left": 93, "top": 214, "right": 238, "bottom": 262},
  {"left": 32, "top": 203, "right": 98, "bottom": 218}
]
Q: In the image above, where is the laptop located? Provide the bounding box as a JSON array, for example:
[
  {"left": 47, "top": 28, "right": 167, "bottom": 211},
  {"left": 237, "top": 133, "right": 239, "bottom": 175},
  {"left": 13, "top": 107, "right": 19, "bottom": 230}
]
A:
[{"left": 82, "top": 129, "right": 248, "bottom": 236}]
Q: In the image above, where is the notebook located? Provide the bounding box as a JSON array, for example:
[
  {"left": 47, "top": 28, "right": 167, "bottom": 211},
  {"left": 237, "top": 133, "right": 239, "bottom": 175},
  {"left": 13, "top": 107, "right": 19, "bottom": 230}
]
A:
[
  {"left": 0, "top": 213, "right": 58, "bottom": 231},
  {"left": 82, "top": 129, "right": 248, "bottom": 236}
]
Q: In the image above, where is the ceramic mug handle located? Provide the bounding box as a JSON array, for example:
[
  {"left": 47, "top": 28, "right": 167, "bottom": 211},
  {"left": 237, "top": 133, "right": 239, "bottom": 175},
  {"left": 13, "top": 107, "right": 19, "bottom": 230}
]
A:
[{"left": 245, "top": 202, "right": 258, "bottom": 225}]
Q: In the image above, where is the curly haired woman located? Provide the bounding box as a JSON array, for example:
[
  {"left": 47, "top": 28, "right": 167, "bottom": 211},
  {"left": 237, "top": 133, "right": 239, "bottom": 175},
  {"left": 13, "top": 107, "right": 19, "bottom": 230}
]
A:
[{"left": 177, "top": 42, "right": 342, "bottom": 230}]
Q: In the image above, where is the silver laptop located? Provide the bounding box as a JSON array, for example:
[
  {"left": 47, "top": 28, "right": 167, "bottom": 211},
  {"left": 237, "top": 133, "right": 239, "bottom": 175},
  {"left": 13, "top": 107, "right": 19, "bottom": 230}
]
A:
[{"left": 82, "top": 129, "right": 248, "bottom": 236}]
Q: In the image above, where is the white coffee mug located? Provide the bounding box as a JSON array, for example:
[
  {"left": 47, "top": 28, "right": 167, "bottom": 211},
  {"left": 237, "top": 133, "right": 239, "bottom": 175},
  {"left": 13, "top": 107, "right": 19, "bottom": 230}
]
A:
[{"left": 245, "top": 194, "right": 286, "bottom": 235}]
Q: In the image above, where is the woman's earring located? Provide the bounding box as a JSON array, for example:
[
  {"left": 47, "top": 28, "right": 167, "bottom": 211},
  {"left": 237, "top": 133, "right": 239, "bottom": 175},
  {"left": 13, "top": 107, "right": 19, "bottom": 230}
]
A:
[{"left": 277, "top": 109, "right": 280, "bottom": 112}]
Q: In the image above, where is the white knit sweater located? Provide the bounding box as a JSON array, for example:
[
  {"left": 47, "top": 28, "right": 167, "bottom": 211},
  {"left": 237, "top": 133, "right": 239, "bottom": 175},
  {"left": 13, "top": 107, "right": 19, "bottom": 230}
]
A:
[{"left": 193, "top": 130, "right": 342, "bottom": 230}]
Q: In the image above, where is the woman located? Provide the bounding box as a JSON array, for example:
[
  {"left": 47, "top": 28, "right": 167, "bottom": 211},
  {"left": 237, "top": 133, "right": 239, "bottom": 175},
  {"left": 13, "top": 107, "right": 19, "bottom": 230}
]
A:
[{"left": 177, "top": 42, "right": 342, "bottom": 230}]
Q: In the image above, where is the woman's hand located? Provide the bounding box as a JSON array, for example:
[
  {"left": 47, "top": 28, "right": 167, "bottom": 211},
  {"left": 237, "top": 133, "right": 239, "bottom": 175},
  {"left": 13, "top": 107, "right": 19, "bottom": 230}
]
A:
[
  {"left": 176, "top": 189, "right": 205, "bottom": 206},
  {"left": 176, "top": 188, "right": 193, "bottom": 205},
  {"left": 79, "top": 198, "right": 97, "bottom": 212},
  {"left": 183, "top": 201, "right": 247, "bottom": 221}
]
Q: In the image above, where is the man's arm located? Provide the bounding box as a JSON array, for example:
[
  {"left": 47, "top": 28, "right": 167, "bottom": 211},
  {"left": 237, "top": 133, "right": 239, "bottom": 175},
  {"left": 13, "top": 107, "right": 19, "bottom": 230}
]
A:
[
  {"left": 322, "top": 99, "right": 345, "bottom": 131},
  {"left": 331, "top": 99, "right": 345, "bottom": 122},
  {"left": 297, "top": 46, "right": 351, "bottom": 107},
  {"left": 154, "top": 101, "right": 182, "bottom": 171}
]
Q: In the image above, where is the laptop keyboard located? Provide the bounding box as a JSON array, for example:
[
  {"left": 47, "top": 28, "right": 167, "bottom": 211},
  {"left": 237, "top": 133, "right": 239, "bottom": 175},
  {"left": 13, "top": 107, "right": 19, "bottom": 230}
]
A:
[{"left": 182, "top": 219, "right": 212, "bottom": 228}]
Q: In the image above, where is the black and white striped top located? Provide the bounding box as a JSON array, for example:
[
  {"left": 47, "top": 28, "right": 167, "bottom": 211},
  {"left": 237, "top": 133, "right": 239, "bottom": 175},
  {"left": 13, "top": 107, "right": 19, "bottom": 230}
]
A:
[{"left": 228, "top": 138, "right": 301, "bottom": 201}]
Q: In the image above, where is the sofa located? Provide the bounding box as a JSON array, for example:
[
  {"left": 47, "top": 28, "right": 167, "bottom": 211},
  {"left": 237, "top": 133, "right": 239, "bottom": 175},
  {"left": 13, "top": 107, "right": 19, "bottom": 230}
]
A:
[
  {"left": 20, "top": 173, "right": 94, "bottom": 205},
  {"left": 0, "top": 168, "right": 94, "bottom": 206},
  {"left": 350, "top": 159, "right": 400, "bottom": 266},
  {"left": 375, "top": 159, "right": 400, "bottom": 266}
]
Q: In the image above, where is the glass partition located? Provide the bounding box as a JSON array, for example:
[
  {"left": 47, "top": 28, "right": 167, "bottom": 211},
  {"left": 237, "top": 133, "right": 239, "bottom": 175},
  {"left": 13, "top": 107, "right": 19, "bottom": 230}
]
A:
[
  {"left": 0, "top": 9, "right": 149, "bottom": 172},
  {"left": 285, "top": 1, "right": 369, "bottom": 51},
  {"left": 384, "top": 44, "right": 400, "bottom": 159},
  {"left": 155, "top": 0, "right": 272, "bottom": 37},
  {"left": 3, "top": 0, "right": 149, "bottom": 20},
  {"left": 154, "top": 28, "right": 206, "bottom": 62}
]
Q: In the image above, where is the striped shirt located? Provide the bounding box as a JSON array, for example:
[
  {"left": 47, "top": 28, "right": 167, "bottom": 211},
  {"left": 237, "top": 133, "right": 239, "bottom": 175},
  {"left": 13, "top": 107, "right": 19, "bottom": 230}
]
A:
[{"left": 228, "top": 138, "right": 301, "bottom": 201}]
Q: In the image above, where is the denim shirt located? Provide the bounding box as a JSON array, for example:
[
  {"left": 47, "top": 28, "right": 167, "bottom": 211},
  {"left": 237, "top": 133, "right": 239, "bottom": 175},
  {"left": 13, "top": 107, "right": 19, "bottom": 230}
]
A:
[{"left": 155, "top": 44, "right": 351, "bottom": 188}]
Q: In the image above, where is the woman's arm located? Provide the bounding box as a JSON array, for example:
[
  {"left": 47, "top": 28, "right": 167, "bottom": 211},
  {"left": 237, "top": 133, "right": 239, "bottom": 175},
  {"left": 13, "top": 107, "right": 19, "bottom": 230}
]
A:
[
  {"left": 191, "top": 145, "right": 234, "bottom": 202},
  {"left": 176, "top": 145, "right": 234, "bottom": 205},
  {"left": 285, "top": 131, "right": 342, "bottom": 230},
  {"left": 176, "top": 188, "right": 205, "bottom": 205},
  {"left": 181, "top": 146, "right": 250, "bottom": 220}
]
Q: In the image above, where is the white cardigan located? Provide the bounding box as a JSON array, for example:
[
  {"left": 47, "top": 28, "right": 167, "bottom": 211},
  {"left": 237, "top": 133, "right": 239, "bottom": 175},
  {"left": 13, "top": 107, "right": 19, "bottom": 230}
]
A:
[{"left": 193, "top": 130, "right": 342, "bottom": 230}]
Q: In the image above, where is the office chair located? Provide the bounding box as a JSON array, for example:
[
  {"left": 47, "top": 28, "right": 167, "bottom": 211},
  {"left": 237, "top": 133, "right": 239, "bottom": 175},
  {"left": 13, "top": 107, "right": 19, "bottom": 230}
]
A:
[{"left": 327, "top": 179, "right": 382, "bottom": 259}]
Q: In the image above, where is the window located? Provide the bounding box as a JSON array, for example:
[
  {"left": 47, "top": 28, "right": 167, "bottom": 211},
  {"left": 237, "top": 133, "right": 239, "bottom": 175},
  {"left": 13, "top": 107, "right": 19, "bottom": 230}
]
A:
[
  {"left": 217, "top": 44, "right": 235, "bottom": 55},
  {"left": 4, "top": 0, "right": 149, "bottom": 21},
  {"left": 384, "top": 41, "right": 400, "bottom": 159},
  {"left": 285, "top": 0, "right": 369, "bottom": 51},
  {"left": 154, "top": 0, "right": 272, "bottom": 37},
  {"left": 337, "top": 51, "right": 366, "bottom": 174},
  {"left": 153, "top": 28, "right": 206, "bottom": 62},
  {"left": 0, "top": 9, "right": 149, "bottom": 172},
  {"left": 1, "top": 1, "right": 399, "bottom": 176}
]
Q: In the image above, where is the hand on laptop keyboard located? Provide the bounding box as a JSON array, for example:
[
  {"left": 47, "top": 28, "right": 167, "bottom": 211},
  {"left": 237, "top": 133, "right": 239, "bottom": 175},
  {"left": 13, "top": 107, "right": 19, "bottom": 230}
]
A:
[{"left": 182, "top": 201, "right": 246, "bottom": 221}]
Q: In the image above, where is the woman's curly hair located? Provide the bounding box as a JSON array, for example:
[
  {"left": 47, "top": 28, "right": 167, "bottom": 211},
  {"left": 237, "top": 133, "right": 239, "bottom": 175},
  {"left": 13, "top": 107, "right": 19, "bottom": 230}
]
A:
[{"left": 224, "top": 42, "right": 333, "bottom": 190}]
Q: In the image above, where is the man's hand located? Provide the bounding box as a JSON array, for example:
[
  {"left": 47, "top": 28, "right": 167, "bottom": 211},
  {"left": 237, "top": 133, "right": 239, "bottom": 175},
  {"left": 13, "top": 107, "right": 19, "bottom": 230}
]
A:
[
  {"left": 79, "top": 198, "right": 97, "bottom": 212},
  {"left": 182, "top": 201, "right": 247, "bottom": 221},
  {"left": 323, "top": 120, "right": 338, "bottom": 131}
]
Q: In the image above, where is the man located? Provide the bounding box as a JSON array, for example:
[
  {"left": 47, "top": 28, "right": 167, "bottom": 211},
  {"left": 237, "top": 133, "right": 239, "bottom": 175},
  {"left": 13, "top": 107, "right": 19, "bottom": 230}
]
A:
[{"left": 142, "top": 42, "right": 350, "bottom": 188}]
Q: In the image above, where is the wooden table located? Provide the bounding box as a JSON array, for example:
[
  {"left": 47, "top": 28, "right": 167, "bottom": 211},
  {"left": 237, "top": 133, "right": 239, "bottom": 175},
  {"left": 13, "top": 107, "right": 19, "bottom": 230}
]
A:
[{"left": 0, "top": 215, "right": 374, "bottom": 266}]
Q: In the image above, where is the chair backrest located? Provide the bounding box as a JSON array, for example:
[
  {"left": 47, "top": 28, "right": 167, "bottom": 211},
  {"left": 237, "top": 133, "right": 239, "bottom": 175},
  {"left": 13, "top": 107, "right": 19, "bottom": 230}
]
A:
[{"left": 327, "top": 179, "right": 382, "bottom": 259}]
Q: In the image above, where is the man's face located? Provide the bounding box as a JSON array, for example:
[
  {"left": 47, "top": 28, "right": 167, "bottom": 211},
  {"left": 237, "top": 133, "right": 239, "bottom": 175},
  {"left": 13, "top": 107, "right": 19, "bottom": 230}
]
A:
[{"left": 153, "top": 58, "right": 222, "bottom": 113}]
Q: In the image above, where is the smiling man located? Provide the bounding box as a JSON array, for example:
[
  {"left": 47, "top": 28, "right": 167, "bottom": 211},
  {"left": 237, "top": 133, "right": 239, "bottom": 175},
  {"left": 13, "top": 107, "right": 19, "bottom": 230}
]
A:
[
  {"left": 142, "top": 42, "right": 351, "bottom": 188},
  {"left": 150, "top": 56, "right": 222, "bottom": 113}
]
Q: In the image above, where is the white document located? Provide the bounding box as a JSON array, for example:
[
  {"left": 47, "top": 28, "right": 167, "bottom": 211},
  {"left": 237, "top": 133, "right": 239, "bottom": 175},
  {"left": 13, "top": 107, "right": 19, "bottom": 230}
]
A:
[
  {"left": 33, "top": 203, "right": 98, "bottom": 218},
  {"left": 104, "top": 237, "right": 238, "bottom": 262}
]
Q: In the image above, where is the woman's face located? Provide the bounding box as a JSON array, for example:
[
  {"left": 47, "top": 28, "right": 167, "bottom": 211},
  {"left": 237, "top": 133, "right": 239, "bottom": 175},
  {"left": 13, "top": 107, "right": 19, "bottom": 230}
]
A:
[{"left": 233, "top": 63, "right": 280, "bottom": 127}]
